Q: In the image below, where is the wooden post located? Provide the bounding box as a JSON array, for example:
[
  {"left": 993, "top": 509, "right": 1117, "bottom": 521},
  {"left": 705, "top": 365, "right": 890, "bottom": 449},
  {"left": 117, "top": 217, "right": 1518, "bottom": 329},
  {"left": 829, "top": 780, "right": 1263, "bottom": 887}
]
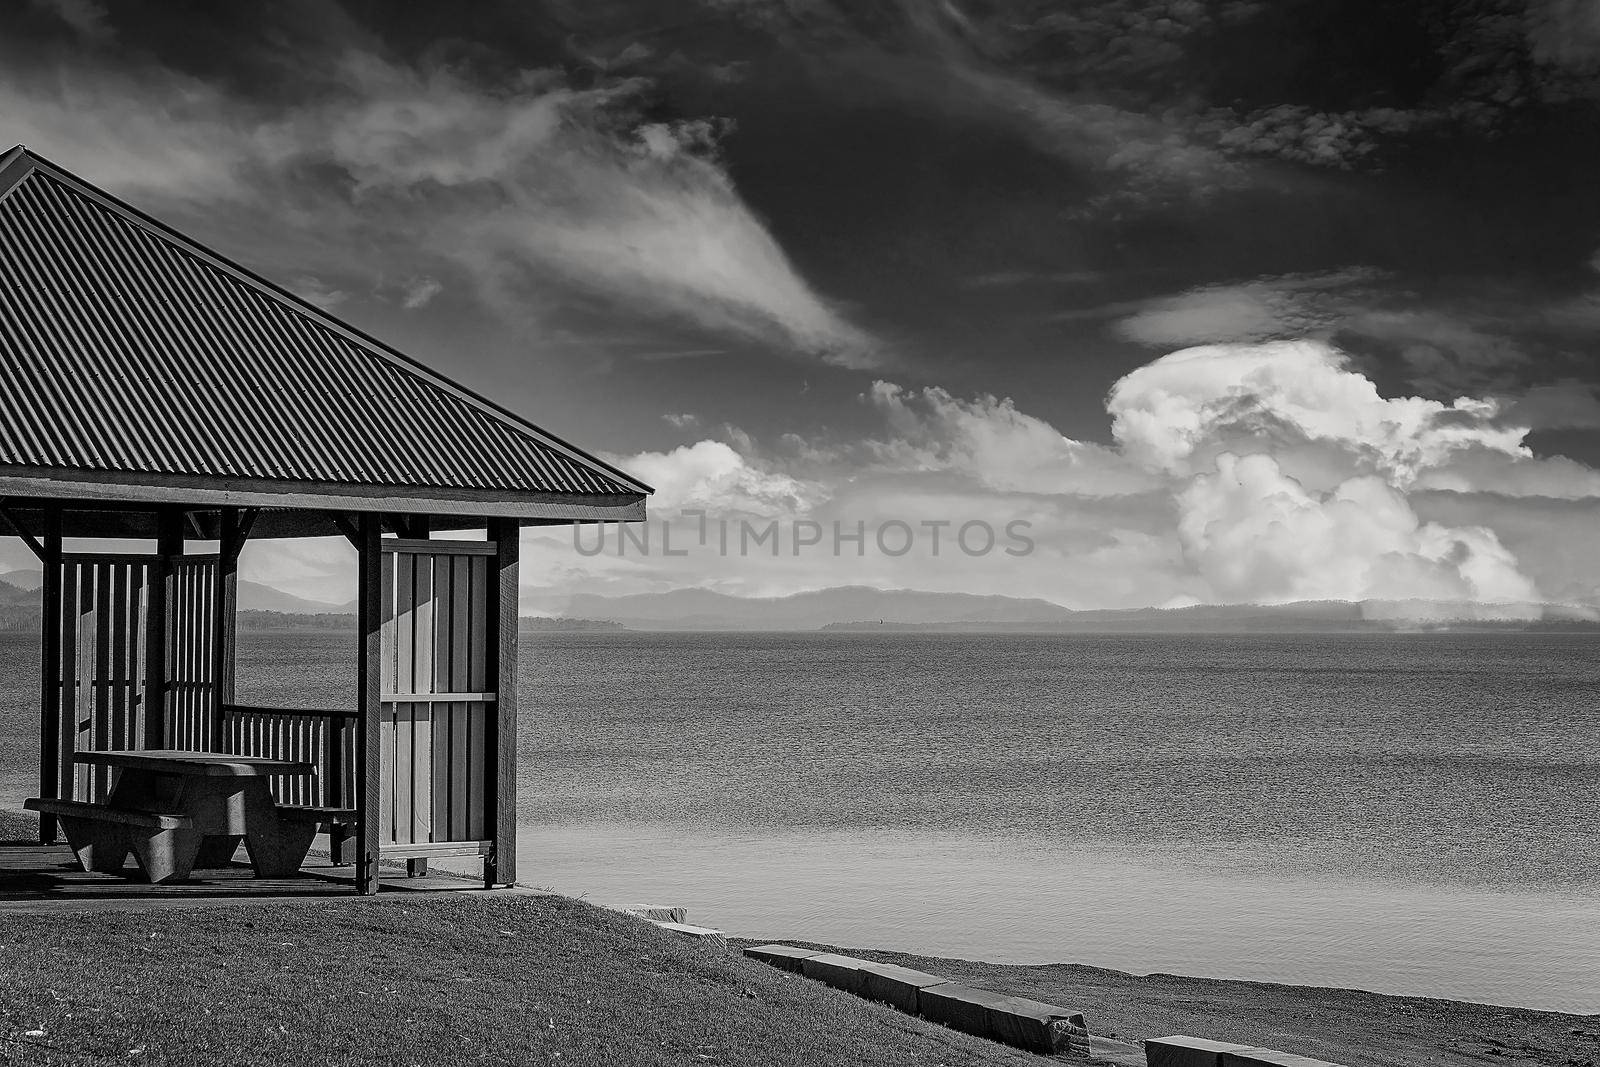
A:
[
  {"left": 483, "top": 518, "right": 519, "bottom": 888},
  {"left": 354, "top": 514, "right": 382, "bottom": 895},
  {"left": 36, "top": 506, "right": 62, "bottom": 844},
  {"left": 210, "top": 507, "right": 242, "bottom": 747},
  {"left": 144, "top": 507, "right": 183, "bottom": 750}
]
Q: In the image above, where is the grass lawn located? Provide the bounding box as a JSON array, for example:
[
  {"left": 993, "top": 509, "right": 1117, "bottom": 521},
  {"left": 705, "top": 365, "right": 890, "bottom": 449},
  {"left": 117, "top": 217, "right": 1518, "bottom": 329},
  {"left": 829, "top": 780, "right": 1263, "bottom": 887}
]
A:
[{"left": 0, "top": 893, "right": 1054, "bottom": 1067}]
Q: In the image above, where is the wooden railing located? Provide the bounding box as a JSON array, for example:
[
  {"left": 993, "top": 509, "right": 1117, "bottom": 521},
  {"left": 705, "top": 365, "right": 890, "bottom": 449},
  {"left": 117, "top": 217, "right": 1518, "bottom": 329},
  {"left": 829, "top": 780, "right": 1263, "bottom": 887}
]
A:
[{"left": 221, "top": 703, "right": 358, "bottom": 808}]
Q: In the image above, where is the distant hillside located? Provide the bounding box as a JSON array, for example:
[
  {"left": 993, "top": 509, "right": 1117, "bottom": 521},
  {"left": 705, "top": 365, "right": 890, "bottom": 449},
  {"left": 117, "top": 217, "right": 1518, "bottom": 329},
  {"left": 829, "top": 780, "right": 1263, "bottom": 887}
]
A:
[
  {"left": 239, "top": 610, "right": 354, "bottom": 631},
  {"left": 519, "top": 617, "right": 627, "bottom": 632},
  {"left": 563, "top": 586, "right": 1076, "bottom": 631},
  {"left": 0, "top": 570, "right": 1593, "bottom": 634},
  {"left": 560, "top": 586, "right": 1600, "bottom": 633},
  {"left": 238, "top": 581, "right": 352, "bottom": 614},
  {"left": 825, "top": 600, "right": 1600, "bottom": 633}
]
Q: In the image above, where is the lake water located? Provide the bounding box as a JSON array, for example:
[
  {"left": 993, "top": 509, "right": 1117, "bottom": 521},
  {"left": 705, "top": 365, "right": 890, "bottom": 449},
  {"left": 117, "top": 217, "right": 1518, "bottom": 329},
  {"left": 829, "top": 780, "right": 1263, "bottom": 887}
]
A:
[{"left": 2, "top": 630, "right": 1597, "bottom": 1013}]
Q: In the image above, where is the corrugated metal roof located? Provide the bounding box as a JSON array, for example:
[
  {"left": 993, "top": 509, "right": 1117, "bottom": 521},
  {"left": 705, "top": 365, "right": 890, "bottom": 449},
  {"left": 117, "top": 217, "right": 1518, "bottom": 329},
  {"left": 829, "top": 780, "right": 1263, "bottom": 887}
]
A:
[{"left": 0, "top": 147, "right": 650, "bottom": 502}]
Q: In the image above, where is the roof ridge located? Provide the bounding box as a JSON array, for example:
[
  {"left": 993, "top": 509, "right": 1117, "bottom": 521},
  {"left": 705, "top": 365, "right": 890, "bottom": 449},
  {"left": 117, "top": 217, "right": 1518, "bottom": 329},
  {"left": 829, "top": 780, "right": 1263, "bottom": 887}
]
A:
[{"left": 4, "top": 147, "right": 652, "bottom": 496}]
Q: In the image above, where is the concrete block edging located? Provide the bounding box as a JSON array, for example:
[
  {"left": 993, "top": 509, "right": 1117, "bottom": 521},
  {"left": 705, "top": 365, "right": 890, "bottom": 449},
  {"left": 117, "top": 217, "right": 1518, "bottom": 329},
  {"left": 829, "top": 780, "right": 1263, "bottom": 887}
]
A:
[{"left": 743, "top": 944, "right": 1090, "bottom": 1057}]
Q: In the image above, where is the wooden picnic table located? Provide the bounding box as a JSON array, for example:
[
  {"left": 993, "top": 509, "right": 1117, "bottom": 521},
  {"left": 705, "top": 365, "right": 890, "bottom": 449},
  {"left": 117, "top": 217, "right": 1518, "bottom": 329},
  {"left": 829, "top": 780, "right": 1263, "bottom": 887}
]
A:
[{"left": 71, "top": 749, "right": 317, "bottom": 880}]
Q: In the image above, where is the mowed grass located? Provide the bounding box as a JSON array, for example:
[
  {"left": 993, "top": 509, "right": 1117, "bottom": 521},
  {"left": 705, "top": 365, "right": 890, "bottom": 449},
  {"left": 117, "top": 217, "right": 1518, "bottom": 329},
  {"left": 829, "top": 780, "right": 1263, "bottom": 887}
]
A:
[{"left": 0, "top": 893, "right": 1052, "bottom": 1067}]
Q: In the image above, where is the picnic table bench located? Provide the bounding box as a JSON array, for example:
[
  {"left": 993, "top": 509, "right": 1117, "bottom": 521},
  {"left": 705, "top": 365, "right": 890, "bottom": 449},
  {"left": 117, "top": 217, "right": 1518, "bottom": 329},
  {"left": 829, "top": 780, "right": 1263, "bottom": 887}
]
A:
[{"left": 26, "top": 750, "right": 356, "bottom": 884}]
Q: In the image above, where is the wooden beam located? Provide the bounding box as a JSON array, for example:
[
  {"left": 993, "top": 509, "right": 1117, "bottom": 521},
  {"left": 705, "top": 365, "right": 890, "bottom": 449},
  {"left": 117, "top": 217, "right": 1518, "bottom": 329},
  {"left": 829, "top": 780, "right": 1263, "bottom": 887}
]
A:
[
  {"left": 36, "top": 505, "right": 62, "bottom": 844},
  {"left": 327, "top": 512, "right": 362, "bottom": 550},
  {"left": 210, "top": 508, "right": 241, "bottom": 743},
  {"left": 484, "top": 518, "right": 520, "bottom": 889},
  {"left": 229, "top": 508, "right": 259, "bottom": 558},
  {"left": 354, "top": 514, "right": 383, "bottom": 895},
  {"left": 143, "top": 507, "right": 183, "bottom": 749},
  {"left": 0, "top": 469, "right": 648, "bottom": 523},
  {"left": 0, "top": 501, "right": 48, "bottom": 561}
]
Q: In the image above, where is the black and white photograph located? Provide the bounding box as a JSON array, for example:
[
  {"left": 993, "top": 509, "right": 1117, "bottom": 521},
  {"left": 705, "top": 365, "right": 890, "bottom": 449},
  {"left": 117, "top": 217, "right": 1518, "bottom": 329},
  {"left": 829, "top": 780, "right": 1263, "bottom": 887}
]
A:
[{"left": 1, "top": 1, "right": 1598, "bottom": 1064}]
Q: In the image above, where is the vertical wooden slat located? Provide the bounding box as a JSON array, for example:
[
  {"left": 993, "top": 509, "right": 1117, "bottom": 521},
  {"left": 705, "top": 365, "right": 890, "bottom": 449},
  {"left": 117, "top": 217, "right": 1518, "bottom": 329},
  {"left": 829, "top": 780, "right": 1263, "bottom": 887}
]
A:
[
  {"left": 355, "top": 515, "right": 383, "bottom": 895},
  {"left": 326, "top": 699, "right": 344, "bottom": 809},
  {"left": 451, "top": 700, "right": 469, "bottom": 840},
  {"left": 485, "top": 520, "right": 519, "bottom": 887},
  {"left": 174, "top": 563, "right": 188, "bottom": 747},
  {"left": 466, "top": 705, "right": 485, "bottom": 840},
  {"left": 200, "top": 558, "right": 214, "bottom": 749},
  {"left": 57, "top": 559, "right": 78, "bottom": 808},
  {"left": 392, "top": 703, "right": 411, "bottom": 843},
  {"left": 413, "top": 555, "right": 435, "bottom": 842},
  {"left": 92, "top": 563, "right": 111, "bottom": 800},
  {"left": 146, "top": 508, "right": 181, "bottom": 749},
  {"left": 36, "top": 507, "right": 63, "bottom": 843},
  {"left": 396, "top": 553, "right": 414, "bottom": 697},
  {"left": 468, "top": 555, "right": 487, "bottom": 692},
  {"left": 129, "top": 563, "right": 147, "bottom": 750},
  {"left": 432, "top": 700, "right": 451, "bottom": 841},
  {"left": 413, "top": 554, "right": 434, "bottom": 695},
  {"left": 75, "top": 571, "right": 94, "bottom": 798},
  {"left": 109, "top": 563, "right": 128, "bottom": 753},
  {"left": 213, "top": 508, "right": 241, "bottom": 748},
  {"left": 411, "top": 701, "right": 432, "bottom": 844}
]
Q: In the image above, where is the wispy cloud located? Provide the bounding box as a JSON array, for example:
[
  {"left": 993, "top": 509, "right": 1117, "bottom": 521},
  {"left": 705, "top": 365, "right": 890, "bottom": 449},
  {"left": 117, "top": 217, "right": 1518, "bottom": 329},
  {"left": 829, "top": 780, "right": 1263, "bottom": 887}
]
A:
[
  {"left": 0, "top": 37, "right": 878, "bottom": 367},
  {"left": 400, "top": 277, "right": 442, "bottom": 310}
]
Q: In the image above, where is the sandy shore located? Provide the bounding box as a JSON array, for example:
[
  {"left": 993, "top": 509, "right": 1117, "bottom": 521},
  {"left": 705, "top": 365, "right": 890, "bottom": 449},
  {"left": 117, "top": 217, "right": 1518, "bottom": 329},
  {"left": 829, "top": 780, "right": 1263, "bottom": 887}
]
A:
[{"left": 758, "top": 939, "right": 1598, "bottom": 1067}]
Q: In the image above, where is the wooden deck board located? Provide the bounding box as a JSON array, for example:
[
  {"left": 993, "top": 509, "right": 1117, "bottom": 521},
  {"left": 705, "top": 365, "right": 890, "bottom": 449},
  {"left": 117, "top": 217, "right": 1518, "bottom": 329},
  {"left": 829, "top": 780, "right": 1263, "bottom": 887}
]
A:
[{"left": 0, "top": 841, "right": 511, "bottom": 914}]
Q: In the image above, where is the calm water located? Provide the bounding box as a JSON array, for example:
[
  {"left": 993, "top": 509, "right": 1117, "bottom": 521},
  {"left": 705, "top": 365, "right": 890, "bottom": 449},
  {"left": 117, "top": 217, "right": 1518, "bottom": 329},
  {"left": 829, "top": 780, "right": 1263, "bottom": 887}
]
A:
[{"left": 2, "top": 630, "right": 1597, "bottom": 1012}]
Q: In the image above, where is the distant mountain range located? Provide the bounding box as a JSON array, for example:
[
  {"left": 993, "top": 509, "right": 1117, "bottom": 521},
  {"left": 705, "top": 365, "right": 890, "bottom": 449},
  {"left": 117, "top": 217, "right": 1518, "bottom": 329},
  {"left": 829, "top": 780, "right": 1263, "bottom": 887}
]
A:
[
  {"left": 544, "top": 585, "right": 1600, "bottom": 632},
  {"left": 0, "top": 569, "right": 351, "bottom": 628},
  {"left": 1, "top": 570, "right": 1594, "bottom": 633},
  {"left": 557, "top": 586, "right": 1075, "bottom": 630}
]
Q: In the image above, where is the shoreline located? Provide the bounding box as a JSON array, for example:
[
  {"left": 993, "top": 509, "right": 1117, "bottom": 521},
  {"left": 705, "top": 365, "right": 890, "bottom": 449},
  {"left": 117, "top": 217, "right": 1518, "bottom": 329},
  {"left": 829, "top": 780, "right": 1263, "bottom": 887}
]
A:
[
  {"left": 748, "top": 938, "right": 1598, "bottom": 1067},
  {"left": 6, "top": 805, "right": 1596, "bottom": 1066}
]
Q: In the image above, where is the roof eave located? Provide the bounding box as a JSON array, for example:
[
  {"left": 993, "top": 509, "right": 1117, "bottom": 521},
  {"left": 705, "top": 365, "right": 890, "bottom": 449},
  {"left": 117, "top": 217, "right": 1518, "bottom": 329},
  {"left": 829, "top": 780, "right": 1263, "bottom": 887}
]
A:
[{"left": 0, "top": 468, "right": 647, "bottom": 524}]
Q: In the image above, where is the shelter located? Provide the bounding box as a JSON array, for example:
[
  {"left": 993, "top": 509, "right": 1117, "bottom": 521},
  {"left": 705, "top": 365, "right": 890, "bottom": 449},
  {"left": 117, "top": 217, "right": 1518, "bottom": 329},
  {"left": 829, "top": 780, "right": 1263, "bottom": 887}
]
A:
[{"left": 0, "top": 146, "right": 649, "bottom": 894}]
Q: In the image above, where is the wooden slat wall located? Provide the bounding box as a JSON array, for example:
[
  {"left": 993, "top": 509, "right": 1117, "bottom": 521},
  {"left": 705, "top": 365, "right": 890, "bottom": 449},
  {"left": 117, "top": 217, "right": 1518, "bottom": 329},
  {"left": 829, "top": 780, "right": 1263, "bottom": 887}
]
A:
[
  {"left": 223, "top": 704, "right": 358, "bottom": 806},
  {"left": 55, "top": 555, "right": 150, "bottom": 802},
  {"left": 165, "top": 555, "right": 218, "bottom": 750},
  {"left": 378, "top": 543, "right": 491, "bottom": 846}
]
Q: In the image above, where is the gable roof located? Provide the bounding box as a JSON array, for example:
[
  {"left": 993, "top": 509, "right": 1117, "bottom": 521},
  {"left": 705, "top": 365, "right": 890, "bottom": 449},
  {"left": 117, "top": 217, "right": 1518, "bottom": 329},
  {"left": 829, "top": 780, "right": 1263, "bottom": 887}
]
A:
[{"left": 0, "top": 146, "right": 648, "bottom": 529}]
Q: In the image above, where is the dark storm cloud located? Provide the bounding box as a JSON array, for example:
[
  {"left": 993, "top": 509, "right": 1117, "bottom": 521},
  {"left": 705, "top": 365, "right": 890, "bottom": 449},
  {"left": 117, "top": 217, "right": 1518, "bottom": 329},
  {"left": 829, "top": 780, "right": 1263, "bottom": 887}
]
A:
[
  {"left": 2, "top": 0, "right": 881, "bottom": 369},
  {"left": 690, "top": 0, "right": 1600, "bottom": 179}
]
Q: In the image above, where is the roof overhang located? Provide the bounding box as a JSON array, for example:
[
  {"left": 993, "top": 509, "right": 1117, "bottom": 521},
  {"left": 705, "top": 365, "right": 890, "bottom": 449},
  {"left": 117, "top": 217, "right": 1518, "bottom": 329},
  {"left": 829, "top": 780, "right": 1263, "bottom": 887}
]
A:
[{"left": 0, "top": 466, "right": 645, "bottom": 540}]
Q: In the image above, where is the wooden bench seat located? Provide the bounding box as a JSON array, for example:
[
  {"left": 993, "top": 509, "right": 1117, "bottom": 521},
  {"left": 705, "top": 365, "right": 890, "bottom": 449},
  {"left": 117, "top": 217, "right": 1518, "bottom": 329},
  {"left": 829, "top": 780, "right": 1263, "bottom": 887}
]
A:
[
  {"left": 26, "top": 797, "right": 200, "bottom": 883},
  {"left": 26, "top": 797, "right": 191, "bottom": 829}
]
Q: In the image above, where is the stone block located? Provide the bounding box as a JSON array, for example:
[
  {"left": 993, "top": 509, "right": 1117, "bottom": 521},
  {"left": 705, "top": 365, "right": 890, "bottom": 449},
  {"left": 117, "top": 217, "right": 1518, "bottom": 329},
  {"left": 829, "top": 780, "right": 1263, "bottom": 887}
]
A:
[
  {"left": 800, "top": 952, "right": 871, "bottom": 994},
  {"left": 856, "top": 961, "right": 950, "bottom": 1013},
  {"left": 986, "top": 994, "right": 1091, "bottom": 1056},
  {"left": 652, "top": 922, "right": 728, "bottom": 951},
  {"left": 743, "top": 943, "right": 824, "bottom": 972},
  {"left": 919, "top": 982, "right": 1011, "bottom": 1037},
  {"left": 920, "top": 984, "right": 1090, "bottom": 1054},
  {"left": 1222, "top": 1048, "right": 1347, "bottom": 1067},
  {"left": 1147, "top": 1036, "right": 1255, "bottom": 1067},
  {"left": 624, "top": 905, "right": 688, "bottom": 923}
]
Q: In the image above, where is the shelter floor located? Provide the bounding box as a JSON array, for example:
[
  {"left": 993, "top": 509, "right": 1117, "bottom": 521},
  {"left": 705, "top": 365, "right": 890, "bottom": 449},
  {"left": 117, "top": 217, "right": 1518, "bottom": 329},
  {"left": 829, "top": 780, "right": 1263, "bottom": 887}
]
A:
[{"left": 0, "top": 839, "right": 494, "bottom": 913}]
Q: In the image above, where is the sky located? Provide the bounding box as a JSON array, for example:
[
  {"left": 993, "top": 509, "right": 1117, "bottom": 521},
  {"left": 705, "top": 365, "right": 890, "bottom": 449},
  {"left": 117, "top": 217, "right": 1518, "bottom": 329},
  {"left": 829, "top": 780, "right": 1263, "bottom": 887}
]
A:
[{"left": 3, "top": 0, "right": 1600, "bottom": 611}]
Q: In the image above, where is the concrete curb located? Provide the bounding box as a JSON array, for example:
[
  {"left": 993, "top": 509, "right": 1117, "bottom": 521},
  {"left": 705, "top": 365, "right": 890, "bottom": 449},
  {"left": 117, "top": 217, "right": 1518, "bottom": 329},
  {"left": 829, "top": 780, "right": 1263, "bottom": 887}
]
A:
[
  {"left": 1147, "top": 1034, "right": 1348, "bottom": 1067},
  {"left": 744, "top": 943, "right": 1091, "bottom": 1057}
]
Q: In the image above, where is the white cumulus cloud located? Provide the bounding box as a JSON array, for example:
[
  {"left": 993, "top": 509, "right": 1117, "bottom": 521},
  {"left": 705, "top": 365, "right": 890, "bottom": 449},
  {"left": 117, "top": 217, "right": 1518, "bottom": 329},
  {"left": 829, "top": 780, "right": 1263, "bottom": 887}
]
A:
[
  {"left": 1107, "top": 340, "right": 1529, "bottom": 484},
  {"left": 610, "top": 439, "right": 816, "bottom": 515}
]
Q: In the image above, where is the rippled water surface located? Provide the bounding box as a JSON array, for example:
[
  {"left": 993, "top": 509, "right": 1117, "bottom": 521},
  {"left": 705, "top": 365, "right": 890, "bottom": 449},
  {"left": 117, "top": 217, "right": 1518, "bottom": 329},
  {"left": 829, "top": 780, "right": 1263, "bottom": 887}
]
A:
[{"left": 3, "top": 630, "right": 1596, "bottom": 1011}]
